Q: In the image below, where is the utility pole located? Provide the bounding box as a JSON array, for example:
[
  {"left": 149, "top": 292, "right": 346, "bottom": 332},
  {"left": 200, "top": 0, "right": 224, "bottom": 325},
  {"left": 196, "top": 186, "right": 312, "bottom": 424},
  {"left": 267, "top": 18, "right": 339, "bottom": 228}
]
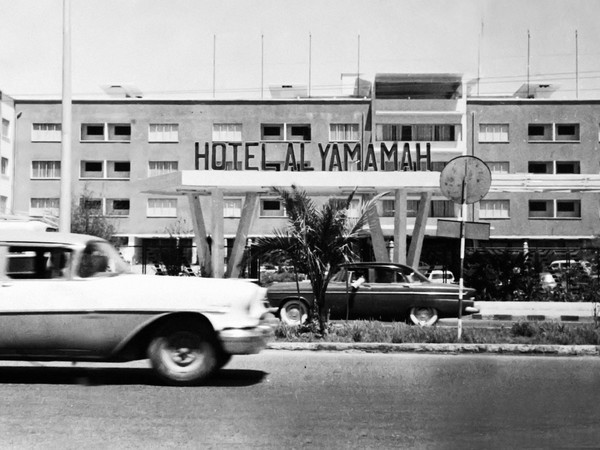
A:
[{"left": 59, "top": 0, "right": 72, "bottom": 232}]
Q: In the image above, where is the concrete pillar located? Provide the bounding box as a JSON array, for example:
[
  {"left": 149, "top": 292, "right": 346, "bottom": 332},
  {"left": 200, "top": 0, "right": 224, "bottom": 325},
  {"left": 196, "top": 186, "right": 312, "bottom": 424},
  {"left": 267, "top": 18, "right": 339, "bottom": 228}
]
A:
[
  {"left": 187, "top": 193, "right": 212, "bottom": 276},
  {"left": 394, "top": 189, "right": 407, "bottom": 264},
  {"left": 365, "top": 194, "right": 390, "bottom": 263},
  {"left": 226, "top": 192, "right": 259, "bottom": 278},
  {"left": 407, "top": 192, "right": 432, "bottom": 268},
  {"left": 211, "top": 188, "right": 225, "bottom": 278}
]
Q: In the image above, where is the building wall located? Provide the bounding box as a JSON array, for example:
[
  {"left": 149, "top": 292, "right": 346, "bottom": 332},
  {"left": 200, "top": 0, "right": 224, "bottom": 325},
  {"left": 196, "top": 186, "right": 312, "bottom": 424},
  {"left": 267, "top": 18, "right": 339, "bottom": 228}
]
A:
[
  {"left": 468, "top": 100, "right": 600, "bottom": 240},
  {"left": 12, "top": 94, "right": 600, "bottom": 250},
  {"left": 0, "top": 93, "right": 15, "bottom": 213}
]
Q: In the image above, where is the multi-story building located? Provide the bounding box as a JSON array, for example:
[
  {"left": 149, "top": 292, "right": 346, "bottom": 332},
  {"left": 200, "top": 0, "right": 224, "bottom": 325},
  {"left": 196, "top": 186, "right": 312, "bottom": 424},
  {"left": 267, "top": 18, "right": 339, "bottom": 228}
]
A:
[
  {"left": 0, "top": 91, "right": 15, "bottom": 215},
  {"left": 7, "top": 74, "right": 600, "bottom": 274}
]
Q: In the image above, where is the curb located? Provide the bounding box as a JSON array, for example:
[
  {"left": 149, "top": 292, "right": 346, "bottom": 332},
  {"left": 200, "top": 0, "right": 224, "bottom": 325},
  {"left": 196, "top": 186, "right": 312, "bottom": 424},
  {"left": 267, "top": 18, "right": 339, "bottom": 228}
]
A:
[{"left": 267, "top": 342, "right": 600, "bottom": 356}]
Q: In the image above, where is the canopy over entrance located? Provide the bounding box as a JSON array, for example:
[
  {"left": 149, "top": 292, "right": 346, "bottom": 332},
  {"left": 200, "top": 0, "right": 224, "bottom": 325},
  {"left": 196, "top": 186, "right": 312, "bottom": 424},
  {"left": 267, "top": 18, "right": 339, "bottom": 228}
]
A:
[{"left": 138, "top": 171, "right": 441, "bottom": 278}]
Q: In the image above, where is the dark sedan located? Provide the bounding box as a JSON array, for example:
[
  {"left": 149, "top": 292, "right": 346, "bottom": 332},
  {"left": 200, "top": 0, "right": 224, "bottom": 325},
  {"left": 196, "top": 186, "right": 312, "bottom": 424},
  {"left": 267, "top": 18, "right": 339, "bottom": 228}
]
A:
[{"left": 267, "top": 262, "right": 478, "bottom": 326}]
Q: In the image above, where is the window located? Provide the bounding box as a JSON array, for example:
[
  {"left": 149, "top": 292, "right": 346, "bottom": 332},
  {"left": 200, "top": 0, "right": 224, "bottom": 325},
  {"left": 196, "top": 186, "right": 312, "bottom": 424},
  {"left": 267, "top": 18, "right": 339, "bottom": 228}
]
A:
[
  {"left": 528, "top": 123, "right": 579, "bottom": 142},
  {"left": 80, "top": 198, "right": 102, "bottom": 213},
  {"left": 528, "top": 200, "right": 581, "bottom": 219},
  {"left": 479, "top": 124, "right": 509, "bottom": 142},
  {"left": 224, "top": 198, "right": 242, "bottom": 217},
  {"left": 149, "top": 124, "right": 179, "bottom": 142},
  {"left": 6, "top": 246, "right": 72, "bottom": 280},
  {"left": 30, "top": 198, "right": 59, "bottom": 217},
  {"left": 212, "top": 124, "right": 242, "bottom": 141},
  {"left": 528, "top": 162, "right": 551, "bottom": 174},
  {"left": 556, "top": 124, "right": 579, "bottom": 141},
  {"left": 80, "top": 161, "right": 104, "bottom": 178},
  {"left": 261, "top": 124, "right": 283, "bottom": 141},
  {"left": 479, "top": 200, "right": 510, "bottom": 219},
  {"left": 286, "top": 124, "right": 311, "bottom": 141},
  {"left": 556, "top": 161, "right": 580, "bottom": 174},
  {"left": 260, "top": 199, "right": 285, "bottom": 217},
  {"left": 488, "top": 162, "right": 509, "bottom": 174},
  {"left": 1, "top": 118, "right": 9, "bottom": 141},
  {"left": 107, "top": 161, "right": 130, "bottom": 179},
  {"left": 380, "top": 199, "right": 395, "bottom": 217},
  {"left": 32, "top": 161, "right": 60, "bottom": 179},
  {"left": 430, "top": 200, "right": 456, "bottom": 218},
  {"left": 376, "top": 124, "right": 459, "bottom": 141},
  {"left": 528, "top": 161, "right": 580, "bottom": 174},
  {"left": 330, "top": 124, "right": 360, "bottom": 141},
  {"left": 81, "top": 123, "right": 131, "bottom": 142},
  {"left": 32, "top": 123, "right": 61, "bottom": 142},
  {"left": 405, "top": 199, "right": 456, "bottom": 218},
  {"left": 147, "top": 198, "right": 177, "bottom": 217},
  {"left": 556, "top": 200, "right": 581, "bottom": 218},
  {"left": 106, "top": 199, "right": 130, "bottom": 216},
  {"left": 407, "top": 200, "right": 419, "bottom": 217},
  {"left": 148, "top": 161, "right": 178, "bottom": 177},
  {"left": 1, "top": 157, "right": 8, "bottom": 176}
]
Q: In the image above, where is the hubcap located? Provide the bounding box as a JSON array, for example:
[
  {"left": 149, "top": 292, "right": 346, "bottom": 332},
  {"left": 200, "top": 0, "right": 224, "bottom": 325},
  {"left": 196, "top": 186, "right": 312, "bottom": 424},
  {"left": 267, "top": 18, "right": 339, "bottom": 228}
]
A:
[{"left": 165, "top": 333, "right": 203, "bottom": 369}]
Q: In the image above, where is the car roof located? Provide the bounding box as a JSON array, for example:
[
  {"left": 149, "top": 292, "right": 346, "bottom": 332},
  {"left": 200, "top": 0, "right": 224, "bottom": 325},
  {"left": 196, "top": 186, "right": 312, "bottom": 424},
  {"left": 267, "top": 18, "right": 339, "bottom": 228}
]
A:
[{"left": 0, "top": 230, "right": 103, "bottom": 247}]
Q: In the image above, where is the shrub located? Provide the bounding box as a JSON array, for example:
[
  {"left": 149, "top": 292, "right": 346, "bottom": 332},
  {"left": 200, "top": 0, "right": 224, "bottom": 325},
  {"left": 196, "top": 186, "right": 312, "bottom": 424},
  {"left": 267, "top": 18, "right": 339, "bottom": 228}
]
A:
[{"left": 273, "top": 320, "right": 600, "bottom": 345}]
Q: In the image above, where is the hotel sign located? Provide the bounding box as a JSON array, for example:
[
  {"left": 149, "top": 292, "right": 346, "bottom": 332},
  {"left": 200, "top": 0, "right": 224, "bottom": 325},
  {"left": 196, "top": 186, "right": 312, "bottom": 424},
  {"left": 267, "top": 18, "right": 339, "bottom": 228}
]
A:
[{"left": 195, "top": 142, "right": 432, "bottom": 172}]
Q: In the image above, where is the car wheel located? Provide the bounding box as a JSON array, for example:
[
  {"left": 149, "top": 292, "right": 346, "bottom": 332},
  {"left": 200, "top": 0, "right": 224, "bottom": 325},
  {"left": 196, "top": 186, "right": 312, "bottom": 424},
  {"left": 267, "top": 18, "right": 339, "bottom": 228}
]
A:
[
  {"left": 409, "top": 307, "right": 439, "bottom": 327},
  {"left": 148, "top": 321, "right": 218, "bottom": 386},
  {"left": 279, "top": 299, "right": 309, "bottom": 326}
]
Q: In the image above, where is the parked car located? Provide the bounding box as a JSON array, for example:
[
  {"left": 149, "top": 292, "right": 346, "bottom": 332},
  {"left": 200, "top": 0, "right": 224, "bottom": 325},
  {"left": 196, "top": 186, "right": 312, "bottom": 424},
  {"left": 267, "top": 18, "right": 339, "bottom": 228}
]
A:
[
  {"left": 427, "top": 269, "right": 455, "bottom": 284},
  {"left": 549, "top": 259, "right": 592, "bottom": 276},
  {"left": 267, "top": 262, "right": 478, "bottom": 327},
  {"left": 0, "top": 231, "right": 275, "bottom": 386}
]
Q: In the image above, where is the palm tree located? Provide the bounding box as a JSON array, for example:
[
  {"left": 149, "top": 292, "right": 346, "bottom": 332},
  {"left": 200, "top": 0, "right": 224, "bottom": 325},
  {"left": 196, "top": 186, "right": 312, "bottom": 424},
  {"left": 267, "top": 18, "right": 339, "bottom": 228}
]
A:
[{"left": 251, "top": 185, "right": 382, "bottom": 333}]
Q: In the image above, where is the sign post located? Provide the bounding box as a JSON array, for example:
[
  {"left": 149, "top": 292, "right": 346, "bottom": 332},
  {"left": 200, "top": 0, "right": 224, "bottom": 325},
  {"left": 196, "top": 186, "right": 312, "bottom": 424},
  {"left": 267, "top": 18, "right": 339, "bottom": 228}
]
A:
[{"left": 440, "top": 156, "right": 491, "bottom": 340}]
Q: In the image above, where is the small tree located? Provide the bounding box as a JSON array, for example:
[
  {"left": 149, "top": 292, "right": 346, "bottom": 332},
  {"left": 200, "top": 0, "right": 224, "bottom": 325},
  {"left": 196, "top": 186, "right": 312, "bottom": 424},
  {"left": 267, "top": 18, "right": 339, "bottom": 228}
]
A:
[
  {"left": 70, "top": 192, "right": 117, "bottom": 242},
  {"left": 251, "top": 186, "right": 381, "bottom": 334}
]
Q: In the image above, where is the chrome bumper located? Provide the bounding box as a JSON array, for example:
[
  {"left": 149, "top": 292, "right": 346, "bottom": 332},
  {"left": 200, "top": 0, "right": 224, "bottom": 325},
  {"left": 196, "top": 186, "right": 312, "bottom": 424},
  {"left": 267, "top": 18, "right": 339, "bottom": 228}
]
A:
[
  {"left": 218, "top": 314, "right": 277, "bottom": 355},
  {"left": 465, "top": 306, "right": 480, "bottom": 314}
]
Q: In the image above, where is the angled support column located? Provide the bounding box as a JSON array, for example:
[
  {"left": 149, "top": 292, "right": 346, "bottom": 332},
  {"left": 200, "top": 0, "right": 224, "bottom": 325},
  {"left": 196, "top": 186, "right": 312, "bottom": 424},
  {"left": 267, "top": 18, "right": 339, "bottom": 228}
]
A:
[
  {"left": 366, "top": 194, "right": 390, "bottom": 263},
  {"left": 211, "top": 188, "right": 225, "bottom": 278},
  {"left": 394, "top": 189, "right": 407, "bottom": 264},
  {"left": 407, "top": 192, "right": 432, "bottom": 269},
  {"left": 187, "top": 193, "right": 212, "bottom": 277},
  {"left": 226, "top": 193, "right": 259, "bottom": 278}
]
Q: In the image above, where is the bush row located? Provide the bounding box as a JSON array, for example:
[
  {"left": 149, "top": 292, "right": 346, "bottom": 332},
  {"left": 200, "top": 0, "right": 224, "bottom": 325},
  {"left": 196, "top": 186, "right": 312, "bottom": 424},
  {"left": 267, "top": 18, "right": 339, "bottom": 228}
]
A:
[{"left": 274, "top": 320, "right": 600, "bottom": 345}]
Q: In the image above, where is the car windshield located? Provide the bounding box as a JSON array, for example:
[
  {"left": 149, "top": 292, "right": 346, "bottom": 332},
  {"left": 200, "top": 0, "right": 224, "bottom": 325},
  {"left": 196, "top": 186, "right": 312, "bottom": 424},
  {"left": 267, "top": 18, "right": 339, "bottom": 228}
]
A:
[{"left": 78, "top": 241, "right": 130, "bottom": 278}]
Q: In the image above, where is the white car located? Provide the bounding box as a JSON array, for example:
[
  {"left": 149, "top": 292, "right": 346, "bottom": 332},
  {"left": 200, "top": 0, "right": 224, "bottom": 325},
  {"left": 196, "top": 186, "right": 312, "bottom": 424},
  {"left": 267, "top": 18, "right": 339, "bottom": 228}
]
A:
[
  {"left": 549, "top": 260, "right": 592, "bottom": 276},
  {"left": 0, "top": 231, "right": 275, "bottom": 386},
  {"left": 427, "top": 269, "right": 455, "bottom": 284}
]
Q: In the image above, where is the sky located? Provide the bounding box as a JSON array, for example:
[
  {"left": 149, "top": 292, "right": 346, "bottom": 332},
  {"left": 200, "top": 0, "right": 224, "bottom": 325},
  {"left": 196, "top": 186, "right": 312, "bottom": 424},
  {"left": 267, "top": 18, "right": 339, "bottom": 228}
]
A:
[{"left": 0, "top": 0, "right": 599, "bottom": 99}]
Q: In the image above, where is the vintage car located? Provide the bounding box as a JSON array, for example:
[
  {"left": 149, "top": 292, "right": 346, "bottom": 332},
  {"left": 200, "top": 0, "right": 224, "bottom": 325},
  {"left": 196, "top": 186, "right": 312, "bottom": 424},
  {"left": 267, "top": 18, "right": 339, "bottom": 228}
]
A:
[
  {"left": 0, "top": 231, "right": 275, "bottom": 386},
  {"left": 267, "top": 262, "right": 478, "bottom": 326}
]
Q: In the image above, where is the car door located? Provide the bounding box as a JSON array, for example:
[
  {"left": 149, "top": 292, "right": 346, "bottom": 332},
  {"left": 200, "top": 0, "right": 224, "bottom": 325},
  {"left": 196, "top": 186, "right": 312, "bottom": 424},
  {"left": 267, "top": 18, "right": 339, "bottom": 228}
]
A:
[
  {"left": 0, "top": 242, "right": 135, "bottom": 358},
  {"left": 349, "top": 267, "right": 420, "bottom": 321}
]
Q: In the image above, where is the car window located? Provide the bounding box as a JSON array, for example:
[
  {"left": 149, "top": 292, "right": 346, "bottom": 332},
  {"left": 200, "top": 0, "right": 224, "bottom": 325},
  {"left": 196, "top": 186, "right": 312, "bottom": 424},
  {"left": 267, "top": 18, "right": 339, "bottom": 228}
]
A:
[
  {"left": 6, "top": 246, "right": 72, "bottom": 279},
  {"left": 78, "top": 241, "right": 130, "bottom": 278}
]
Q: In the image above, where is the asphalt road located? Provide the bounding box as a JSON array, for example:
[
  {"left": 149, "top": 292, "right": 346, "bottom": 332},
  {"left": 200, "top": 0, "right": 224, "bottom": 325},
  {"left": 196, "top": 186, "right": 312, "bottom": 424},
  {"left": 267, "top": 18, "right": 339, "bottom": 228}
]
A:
[{"left": 0, "top": 351, "right": 599, "bottom": 448}]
